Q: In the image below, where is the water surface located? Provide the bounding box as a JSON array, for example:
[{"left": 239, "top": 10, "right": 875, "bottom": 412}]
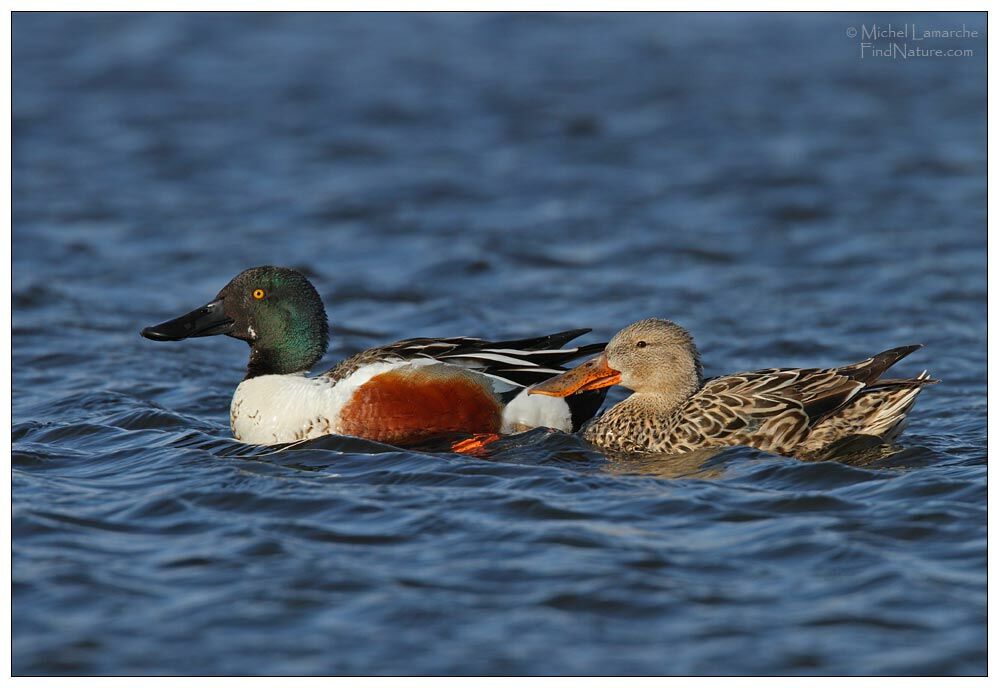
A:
[{"left": 13, "top": 12, "right": 986, "bottom": 675}]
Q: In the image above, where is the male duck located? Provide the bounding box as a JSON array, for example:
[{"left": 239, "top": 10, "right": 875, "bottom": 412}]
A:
[
  {"left": 530, "top": 318, "right": 936, "bottom": 457},
  {"left": 141, "top": 266, "right": 607, "bottom": 446}
]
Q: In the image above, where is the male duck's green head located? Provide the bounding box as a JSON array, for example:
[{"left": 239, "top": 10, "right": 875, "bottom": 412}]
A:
[{"left": 141, "top": 266, "right": 329, "bottom": 378}]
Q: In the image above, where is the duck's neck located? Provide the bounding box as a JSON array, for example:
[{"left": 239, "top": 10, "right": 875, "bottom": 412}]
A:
[{"left": 245, "top": 339, "right": 326, "bottom": 379}]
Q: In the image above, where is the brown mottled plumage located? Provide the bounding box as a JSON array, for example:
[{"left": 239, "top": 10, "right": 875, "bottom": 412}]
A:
[{"left": 530, "top": 318, "right": 937, "bottom": 458}]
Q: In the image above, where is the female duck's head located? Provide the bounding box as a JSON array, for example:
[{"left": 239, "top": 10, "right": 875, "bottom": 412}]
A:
[
  {"left": 530, "top": 318, "right": 703, "bottom": 397},
  {"left": 141, "top": 266, "right": 329, "bottom": 378}
]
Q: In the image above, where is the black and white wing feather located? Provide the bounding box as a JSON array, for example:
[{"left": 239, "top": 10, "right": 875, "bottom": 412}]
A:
[{"left": 325, "top": 328, "right": 606, "bottom": 388}]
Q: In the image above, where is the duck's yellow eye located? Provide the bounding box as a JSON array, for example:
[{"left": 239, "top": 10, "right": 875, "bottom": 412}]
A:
[{"left": 252, "top": 288, "right": 266, "bottom": 300}]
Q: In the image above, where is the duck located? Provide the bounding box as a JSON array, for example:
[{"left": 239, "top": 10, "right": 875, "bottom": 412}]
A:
[
  {"left": 529, "top": 318, "right": 936, "bottom": 457},
  {"left": 141, "top": 266, "right": 607, "bottom": 447}
]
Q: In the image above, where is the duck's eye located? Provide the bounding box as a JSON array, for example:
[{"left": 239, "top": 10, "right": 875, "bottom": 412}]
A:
[
  {"left": 252, "top": 288, "right": 266, "bottom": 300},
  {"left": 636, "top": 340, "right": 648, "bottom": 349}
]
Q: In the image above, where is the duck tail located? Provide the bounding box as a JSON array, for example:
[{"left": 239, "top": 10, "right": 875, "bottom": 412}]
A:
[
  {"left": 803, "top": 369, "right": 936, "bottom": 453},
  {"left": 855, "top": 370, "right": 936, "bottom": 440},
  {"left": 843, "top": 344, "right": 925, "bottom": 385}
]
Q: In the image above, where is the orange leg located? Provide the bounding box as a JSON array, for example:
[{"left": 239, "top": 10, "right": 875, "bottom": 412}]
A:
[{"left": 451, "top": 433, "right": 503, "bottom": 456}]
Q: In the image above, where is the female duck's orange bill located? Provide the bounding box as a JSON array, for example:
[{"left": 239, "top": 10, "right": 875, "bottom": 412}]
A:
[{"left": 528, "top": 353, "right": 622, "bottom": 397}]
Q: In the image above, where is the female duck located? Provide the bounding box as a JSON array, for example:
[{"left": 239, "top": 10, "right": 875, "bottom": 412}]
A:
[
  {"left": 142, "top": 266, "right": 606, "bottom": 446},
  {"left": 530, "top": 318, "right": 935, "bottom": 457}
]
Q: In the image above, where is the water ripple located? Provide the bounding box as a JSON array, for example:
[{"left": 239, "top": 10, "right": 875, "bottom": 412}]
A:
[{"left": 13, "top": 12, "right": 985, "bottom": 676}]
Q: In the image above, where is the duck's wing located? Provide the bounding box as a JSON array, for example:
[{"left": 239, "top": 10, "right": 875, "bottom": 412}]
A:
[
  {"left": 324, "top": 329, "right": 606, "bottom": 388},
  {"left": 681, "top": 345, "right": 930, "bottom": 454},
  {"left": 681, "top": 369, "right": 828, "bottom": 453}
]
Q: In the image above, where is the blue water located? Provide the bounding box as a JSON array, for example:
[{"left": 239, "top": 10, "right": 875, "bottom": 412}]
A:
[{"left": 13, "top": 12, "right": 986, "bottom": 675}]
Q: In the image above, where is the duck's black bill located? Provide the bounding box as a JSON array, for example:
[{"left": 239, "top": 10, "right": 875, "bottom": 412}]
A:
[{"left": 141, "top": 299, "right": 234, "bottom": 341}]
